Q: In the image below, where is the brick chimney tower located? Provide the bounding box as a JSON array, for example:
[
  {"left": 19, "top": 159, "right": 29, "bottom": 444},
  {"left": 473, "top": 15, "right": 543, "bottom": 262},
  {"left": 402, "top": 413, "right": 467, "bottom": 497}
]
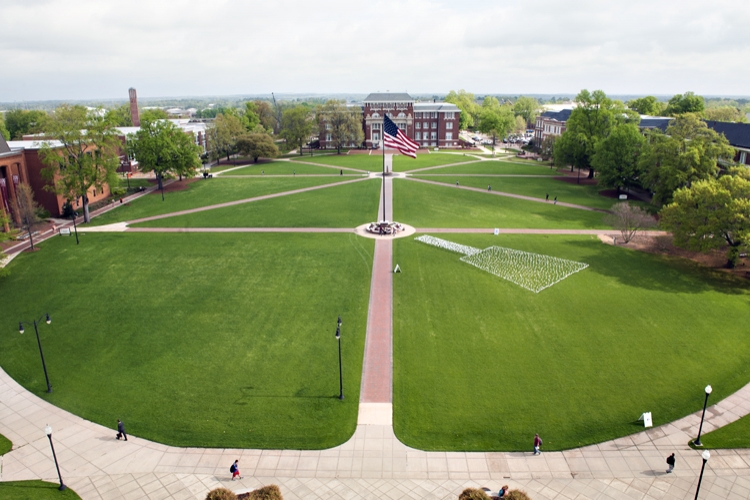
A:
[{"left": 128, "top": 88, "right": 140, "bottom": 127}]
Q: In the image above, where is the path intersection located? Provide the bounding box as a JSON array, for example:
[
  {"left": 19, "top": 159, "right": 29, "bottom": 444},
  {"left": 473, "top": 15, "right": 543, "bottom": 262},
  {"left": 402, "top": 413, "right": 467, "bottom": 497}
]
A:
[{"left": 2, "top": 155, "right": 749, "bottom": 499}]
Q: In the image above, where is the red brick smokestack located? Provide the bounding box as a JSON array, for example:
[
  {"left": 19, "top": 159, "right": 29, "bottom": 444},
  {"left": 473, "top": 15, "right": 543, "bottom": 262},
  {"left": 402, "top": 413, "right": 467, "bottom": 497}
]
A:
[{"left": 128, "top": 88, "right": 140, "bottom": 127}]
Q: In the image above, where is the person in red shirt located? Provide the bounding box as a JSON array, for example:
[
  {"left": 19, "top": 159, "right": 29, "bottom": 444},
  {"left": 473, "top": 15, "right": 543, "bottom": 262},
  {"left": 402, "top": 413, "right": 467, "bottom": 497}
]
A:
[{"left": 533, "top": 434, "right": 543, "bottom": 455}]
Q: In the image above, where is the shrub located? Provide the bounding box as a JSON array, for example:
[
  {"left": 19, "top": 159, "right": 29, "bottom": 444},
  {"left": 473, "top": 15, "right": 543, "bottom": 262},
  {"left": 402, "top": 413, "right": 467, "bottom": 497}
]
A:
[
  {"left": 506, "top": 490, "right": 532, "bottom": 500},
  {"left": 458, "top": 488, "right": 490, "bottom": 500},
  {"left": 206, "top": 488, "right": 237, "bottom": 500},
  {"left": 247, "top": 484, "right": 283, "bottom": 500}
]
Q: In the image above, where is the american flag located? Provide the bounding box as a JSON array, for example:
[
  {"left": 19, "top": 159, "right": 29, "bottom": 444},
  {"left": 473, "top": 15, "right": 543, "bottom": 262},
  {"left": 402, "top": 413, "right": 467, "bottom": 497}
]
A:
[{"left": 383, "top": 115, "right": 418, "bottom": 158}]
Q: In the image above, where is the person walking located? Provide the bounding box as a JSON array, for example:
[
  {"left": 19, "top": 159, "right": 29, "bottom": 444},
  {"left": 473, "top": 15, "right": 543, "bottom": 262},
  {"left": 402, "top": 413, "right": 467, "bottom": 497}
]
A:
[
  {"left": 230, "top": 459, "right": 242, "bottom": 480},
  {"left": 666, "top": 453, "right": 675, "bottom": 473},
  {"left": 545, "top": 193, "right": 549, "bottom": 202},
  {"left": 488, "top": 185, "right": 492, "bottom": 191},
  {"left": 533, "top": 433, "right": 542, "bottom": 455},
  {"left": 116, "top": 419, "right": 127, "bottom": 441},
  {"left": 553, "top": 196, "right": 557, "bottom": 205}
]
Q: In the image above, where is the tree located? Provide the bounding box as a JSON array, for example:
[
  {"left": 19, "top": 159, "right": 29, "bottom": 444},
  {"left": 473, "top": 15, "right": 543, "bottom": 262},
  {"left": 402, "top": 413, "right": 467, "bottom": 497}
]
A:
[
  {"left": 236, "top": 133, "right": 279, "bottom": 163},
  {"left": 207, "top": 113, "right": 245, "bottom": 162},
  {"left": 665, "top": 91, "right": 705, "bottom": 116},
  {"left": 242, "top": 101, "right": 261, "bottom": 132},
  {"left": 626, "top": 96, "right": 666, "bottom": 116},
  {"left": 445, "top": 90, "right": 480, "bottom": 130},
  {"left": 317, "top": 100, "right": 363, "bottom": 154},
  {"left": 513, "top": 96, "right": 540, "bottom": 127},
  {"left": 477, "top": 97, "right": 515, "bottom": 155},
  {"left": 280, "top": 105, "right": 314, "bottom": 155},
  {"left": 140, "top": 108, "right": 169, "bottom": 122},
  {"left": 704, "top": 106, "right": 748, "bottom": 123},
  {"left": 0, "top": 113, "right": 9, "bottom": 140},
  {"left": 5, "top": 109, "right": 48, "bottom": 139},
  {"left": 13, "top": 184, "right": 43, "bottom": 250},
  {"left": 640, "top": 114, "right": 735, "bottom": 205},
  {"left": 39, "top": 104, "right": 121, "bottom": 222},
  {"left": 513, "top": 115, "right": 527, "bottom": 133},
  {"left": 254, "top": 101, "right": 277, "bottom": 133},
  {"left": 591, "top": 123, "right": 646, "bottom": 193},
  {"left": 105, "top": 104, "right": 133, "bottom": 127},
  {"left": 604, "top": 202, "right": 656, "bottom": 243},
  {"left": 127, "top": 119, "right": 202, "bottom": 194},
  {"left": 539, "top": 134, "right": 557, "bottom": 159},
  {"left": 660, "top": 172, "right": 750, "bottom": 268}
]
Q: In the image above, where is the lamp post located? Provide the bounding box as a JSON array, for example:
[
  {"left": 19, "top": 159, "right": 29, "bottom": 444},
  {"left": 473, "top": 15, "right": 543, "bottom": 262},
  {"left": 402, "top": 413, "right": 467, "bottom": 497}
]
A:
[
  {"left": 694, "top": 450, "right": 710, "bottom": 499},
  {"left": 336, "top": 315, "right": 343, "bottom": 400},
  {"left": 693, "top": 385, "right": 713, "bottom": 446},
  {"left": 70, "top": 210, "right": 79, "bottom": 245},
  {"left": 19, "top": 314, "right": 53, "bottom": 393},
  {"left": 44, "top": 425, "right": 66, "bottom": 491}
]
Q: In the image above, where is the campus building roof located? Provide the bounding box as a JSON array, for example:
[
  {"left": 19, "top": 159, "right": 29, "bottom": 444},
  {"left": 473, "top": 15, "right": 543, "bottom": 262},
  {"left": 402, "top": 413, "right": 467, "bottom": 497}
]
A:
[
  {"left": 413, "top": 102, "right": 460, "bottom": 112},
  {"left": 639, "top": 117, "right": 673, "bottom": 131},
  {"left": 540, "top": 109, "right": 573, "bottom": 122},
  {"left": 364, "top": 93, "right": 413, "bottom": 102},
  {"left": 705, "top": 120, "right": 750, "bottom": 149},
  {"left": 0, "top": 135, "right": 10, "bottom": 154}
]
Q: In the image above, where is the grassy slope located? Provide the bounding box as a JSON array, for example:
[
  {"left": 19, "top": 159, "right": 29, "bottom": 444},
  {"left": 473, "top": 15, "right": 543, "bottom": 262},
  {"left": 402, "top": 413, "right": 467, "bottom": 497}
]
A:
[
  {"left": 90, "top": 177, "right": 350, "bottom": 226},
  {"left": 695, "top": 413, "right": 750, "bottom": 448},
  {"left": 227, "top": 162, "right": 354, "bottom": 176},
  {"left": 0, "top": 233, "right": 374, "bottom": 449},
  {"left": 393, "top": 179, "right": 608, "bottom": 229},
  {"left": 393, "top": 234, "right": 750, "bottom": 451},
  {"left": 296, "top": 154, "right": 382, "bottom": 171},
  {"left": 393, "top": 153, "right": 474, "bottom": 172},
  {"left": 299, "top": 153, "right": 474, "bottom": 172},
  {"left": 133, "top": 179, "right": 381, "bottom": 228},
  {"left": 416, "top": 161, "right": 557, "bottom": 176},
  {"left": 0, "top": 481, "right": 81, "bottom": 500},
  {"left": 0, "top": 433, "right": 10, "bottom": 455}
]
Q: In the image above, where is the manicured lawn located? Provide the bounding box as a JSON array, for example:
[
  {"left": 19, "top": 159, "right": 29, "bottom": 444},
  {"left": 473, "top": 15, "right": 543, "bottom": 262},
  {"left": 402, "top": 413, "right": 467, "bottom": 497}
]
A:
[
  {"left": 694, "top": 413, "right": 750, "bottom": 449},
  {"left": 412, "top": 161, "right": 558, "bottom": 176},
  {"left": 393, "top": 179, "right": 608, "bottom": 229},
  {"left": 0, "top": 433, "right": 11, "bottom": 455},
  {"left": 296, "top": 154, "right": 382, "bottom": 171},
  {"left": 392, "top": 153, "right": 474, "bottom": 172},
  {"left": 0, "top": 481, "right": 81, "bottom": 500},
  {"left": 227, "top": 162, "right": 356, "bottom": 176},
  {"left": 0, "top": 233, "right": 374, "bottom": 449},
  {"left": 393, "top": 234, "right": 750, "bottom": 451},
  {"left": 90, "top": 177, "right": 351, "bottom": 226},
  {"left": 415, "top": 175, "right": 642, "bottom": 210},
  {"left": 133, "top": 178, "right": 381, "bottom": 228}
]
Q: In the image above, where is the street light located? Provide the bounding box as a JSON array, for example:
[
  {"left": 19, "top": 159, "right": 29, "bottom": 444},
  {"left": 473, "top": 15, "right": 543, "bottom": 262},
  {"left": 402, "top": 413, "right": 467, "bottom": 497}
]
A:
[
  {"left": 694, "top": 450, "right": 710, "bottom": 499},
  {"left": 336, "top": 315, "right": 343, "bottom": 400},
  {"left": 70, "top": 210, "right": 79, "bottom": 245},
  {"left": 693, "top": 385, "right": 713, "bottom": 446},
  {"left": 44, "top": 425, "right": 66, "bottom": 491},
  {"left": 19, "top": 314, "right": 53, "bottom": 393}
]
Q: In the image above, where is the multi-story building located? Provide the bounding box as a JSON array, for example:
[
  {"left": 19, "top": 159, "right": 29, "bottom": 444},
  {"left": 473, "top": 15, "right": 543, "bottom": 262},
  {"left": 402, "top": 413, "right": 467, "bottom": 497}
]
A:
[
  {"left": 319, "top": 92, "right": 461, "bottom": 150},
  {"left": 533, "top": 108, "right": 573, "bottom": 146}
]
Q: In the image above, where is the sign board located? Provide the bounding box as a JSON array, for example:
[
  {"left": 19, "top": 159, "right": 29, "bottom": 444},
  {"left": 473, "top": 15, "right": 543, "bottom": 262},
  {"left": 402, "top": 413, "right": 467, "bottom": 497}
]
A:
[
  {"left": 384, "top": 154, "right": 393, "bottom": 174},
  {"left": 619, "top": 194, "right": 627, "bottom": 200},
  {"left": 638, "top": 412, "right": 653, "bottom": 428},
  {"left": 393, "top": 264, "right": 401, "bottom": 273},
  {"left": 494, "top": 228, "right": 500, "bottom": 236},
  {"left": 59, "top": 228, "right": 71, "bottom": 236}
]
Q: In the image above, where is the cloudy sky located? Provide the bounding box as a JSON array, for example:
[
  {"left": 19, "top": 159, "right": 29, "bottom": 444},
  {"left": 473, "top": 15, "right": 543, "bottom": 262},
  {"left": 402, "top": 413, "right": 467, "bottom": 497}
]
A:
[{"left": 3, "top": 0, "right": 749, "bottom": 101}]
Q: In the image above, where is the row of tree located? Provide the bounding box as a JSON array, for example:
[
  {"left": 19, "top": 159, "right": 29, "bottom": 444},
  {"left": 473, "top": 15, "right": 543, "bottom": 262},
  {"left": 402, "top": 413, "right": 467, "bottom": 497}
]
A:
[{"left": 627, "top": 93, "right": 748, "bottom": 122}]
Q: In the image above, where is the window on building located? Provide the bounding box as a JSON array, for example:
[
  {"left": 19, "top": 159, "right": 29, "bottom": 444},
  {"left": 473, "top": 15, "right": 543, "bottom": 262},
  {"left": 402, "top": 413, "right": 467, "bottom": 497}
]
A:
[
  {"left": 446, "top": 122, "right": 453, "bottom": 129},
  {"left": 326, "top": 134, "right": 331, "bottom": 142},
  {"left": 325, "top": 124, "right": 331, "bottom": 130},
  {"left": 432, "top": 122, "right": 437, "bottom": 129},
  {"left": 398, "top": 112, "right": 406, "bottom": 118},
  {"left": 431, "top": 141, "right": 436, "bottom": 147},
  {"left": 373, "top": 132, "right": 380, "bottom": 141},
  {"left": 372, "top": 123, "right": 380, "bottom": 130},
  {"left": 446, "top": 132, "right": 453, "bottom": 140},
  {"left": 415, "top": 132, "right": 421, "bottom": 140},
  {"left": 431, "top": 112, "right": 438, "bottom": 118},
  {"left": 372, "top": 113, "right": 380, "bottom": 118},
  {"left": 415, "top": 122, "right": 421, "bottom": 129},
  {"left": 445, "top": 112, "right": 454, "bottom": 119},
  {"left": 399, "top": 123, "right": 406, "bottom": 130},
  {"left": 431, "top": 132, "right": 437, "bottom": 140}
]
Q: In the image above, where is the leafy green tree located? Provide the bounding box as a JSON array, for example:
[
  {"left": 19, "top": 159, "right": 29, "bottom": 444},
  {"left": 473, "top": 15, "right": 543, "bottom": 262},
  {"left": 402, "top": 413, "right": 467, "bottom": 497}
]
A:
[
  {"left": 513, "top": 115, "right": 527, "bottom": 133},
  {"left": 253, "top": 101, "right": 278, "bottom": 133},
  {"left": 236, "top": 133, "right": 279, "bottom": 163},
  {"left": 640, "top": 113, "right": 735, "bottom": 204},
  {"left": 280, "top": 106, "right": 314, "bottom": 155},
  {"left": 445, "top": 90, "right": 480, "bottom": 130},
  {"left": 105, "top": 104, "right": 133, "bottom": 127},
  {"left": 317, "top": 100, "right": 363, "bottom": 154},
  {"left": 477, "top": 97, "right": 515, "bottom": 155},
  {"left": 704, "top": 106, "right": 748, "bottom": 123},
  {"left": 553, "top": 131, "right": 587, "bottom": 171},
  {"left": 539, "top": 134, "right": 557, "bottom": 159},
  {"left": 0, "top": 113, "right": 9, "bottom": 140},
  {"left": 207, "top": 113, "right": 245, "bottom": 162},
  {"left": 39, "top": 104, "right": 121, "bottom": 222},
  {"left": 140, "top": 108, "right": 169, "bottom": 122},
  {"left": 626, "top": 96, "right": 666, "bottom": 116},
  {"left": 660, "top": 171, "right": 750, "bottom": 267},
  {"left": 5, "top": 109, "right": 48, "bottom": 139},
  {"left": 665, "top": 92, "right": 705, "bottom": 116},
  {"left": 12, "top": 184, "right": 43, "bottom": 250},
  {"left": 591, "top": 123, "right": 646, "bottom": 193},
  {"left": 242, "top": 101, "right": 262, "bottom": 132},
  {"left": 513, "top": 96, "right": 540, "bottom": 127},
  {"left": 127, "top": 119, "right": 202, "bottom": 194}
]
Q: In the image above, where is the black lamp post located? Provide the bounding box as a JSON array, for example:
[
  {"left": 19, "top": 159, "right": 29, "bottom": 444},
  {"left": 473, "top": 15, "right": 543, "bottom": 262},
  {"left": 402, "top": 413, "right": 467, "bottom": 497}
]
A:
[
  {"left": 693, "top": 385, "right": 713, "bottom": 447},
  {"left": 70, "top": 210, "right": 79, "bottom": 245},
  {"left": 694, "top": 450, "right": 710, "bottom": 499},
  {"left": 336, "top": 315, "right": 343, "bottom": 400},
  {"left": 19, "top": 314, "right": 53, "bottom": 393},
  {"left": 44, "top": 425, "right": 66, "bottom": 491}
]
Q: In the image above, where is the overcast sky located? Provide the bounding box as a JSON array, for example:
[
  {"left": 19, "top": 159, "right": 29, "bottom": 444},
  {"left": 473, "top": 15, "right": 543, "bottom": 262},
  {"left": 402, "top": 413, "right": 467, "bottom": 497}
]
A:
[{"left": 3, "top": 0, "right": 749, "bottom": 101}]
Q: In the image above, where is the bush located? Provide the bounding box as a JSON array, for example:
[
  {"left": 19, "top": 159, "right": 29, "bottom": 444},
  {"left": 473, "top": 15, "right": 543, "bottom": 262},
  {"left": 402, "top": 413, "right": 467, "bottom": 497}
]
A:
[
  {"left": 458, "top": 488, "right": 490, "bottom": 500},
  {"left": 247, "top": 484, "right": 283, "bottom": 500},
  {"left": 506, "top": 490, "right": 532, "bottom": 500},
  {"left": 206, "top": 488, "right": 237, "bottom": 500}
]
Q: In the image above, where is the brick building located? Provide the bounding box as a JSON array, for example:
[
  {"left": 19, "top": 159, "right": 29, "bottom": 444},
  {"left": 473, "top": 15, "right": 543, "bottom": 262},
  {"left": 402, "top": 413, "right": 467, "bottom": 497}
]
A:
[
  {"left": 533, "top": 108, "right": 573, "bottom": 146},
  {"left": 319, "top": 93, "right": 461, "bottom": 150}
]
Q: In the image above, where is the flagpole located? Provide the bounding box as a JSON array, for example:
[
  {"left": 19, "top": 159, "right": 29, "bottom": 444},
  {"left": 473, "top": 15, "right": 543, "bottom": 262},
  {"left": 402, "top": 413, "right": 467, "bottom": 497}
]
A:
[{"left": 382, "top": 112, "right": 386, "bottom": 222}]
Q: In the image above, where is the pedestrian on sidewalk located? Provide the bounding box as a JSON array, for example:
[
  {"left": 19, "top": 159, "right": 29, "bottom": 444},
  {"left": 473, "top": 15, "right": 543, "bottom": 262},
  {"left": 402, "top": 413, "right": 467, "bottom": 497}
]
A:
[
  {"left": 340, "top": 169, "right": 343, "bottom": 175},
  {"left": 666, "top": 453, "right": 675, "bottom": 473},
  {"left": 488, "top": 185, "right": 492, "bottom": 191},
  {"left": 116, "top": 419, "right": 127, "bottom": 441},
  {"left": 230, "top": 460, "right": 242, "bottom": 480},
  {"left": 545, "top": 193, "right": 549, "bottom": 201},
  {"left": 553, "top": 196, "right": 557, "bottom": 205},
  {"left": 456, "top": 181, "right": 459, "bottom": 186},
  {"left": 533, "top": 433, "right": 542, "bottom": 455}
]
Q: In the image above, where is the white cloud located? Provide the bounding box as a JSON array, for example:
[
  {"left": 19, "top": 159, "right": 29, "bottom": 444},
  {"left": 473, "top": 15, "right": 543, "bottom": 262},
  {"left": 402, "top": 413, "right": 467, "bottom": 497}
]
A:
[{"left": 2, "top": 0, "right": 749, "bottom": 101}]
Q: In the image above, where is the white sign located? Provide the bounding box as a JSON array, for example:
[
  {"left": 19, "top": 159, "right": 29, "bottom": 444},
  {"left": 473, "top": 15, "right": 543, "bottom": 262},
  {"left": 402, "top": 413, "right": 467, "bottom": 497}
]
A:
[
  {"left": 393, "top": 264, "right": 401, "bottom": 273},
  {"left": 619, "top": 194, "right": 627, "bottom": 200},
  {"left": 638, "top": 412, "right": 653, "bottom": 428},
  {"left": 59, "top": 228, "right": 71, "bottom": 236},
  {"left": 494, "top": 228, "right": 500, "bottom": 236}
]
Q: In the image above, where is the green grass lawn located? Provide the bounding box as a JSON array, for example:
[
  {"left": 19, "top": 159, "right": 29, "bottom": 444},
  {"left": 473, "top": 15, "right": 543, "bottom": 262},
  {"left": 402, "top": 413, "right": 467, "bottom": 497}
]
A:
[
  {"left": 393, "top": 234, "right": 750, "bottom": 451},
  {"left": 133, "top": 178, "right": 381, "bottom": 228},
  {"left": 693, "top": 413, "right": 750, "bottom": 448},
  {"left": 227, "top": 162, "right": 355, "bottom": 176},
  {"left": 0, "top": 233, "right": 374, "bottom": 449},
  {"left": 295, "top": 154, "right": 382, "bottom": 171},
  {"left": 0, "top": 433, "right": 11, "bottom": 455},
  {"left": 0, "top": 481, "right": 81, "bottom": 500},
  {"left": 415, "top": 175, "right": 644, "bottom": 210},
  {"left": 412, "top": 161, "right": 558, "bottom": 176},
  {"left": 393, "top": 153, "right": 474, "bottom": 172},
  {"left": 394, "top": 179, "right": 608, "bottom": 229},
  {"left": 90, "top": 177, "right": 351, "bottom": 226}
]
